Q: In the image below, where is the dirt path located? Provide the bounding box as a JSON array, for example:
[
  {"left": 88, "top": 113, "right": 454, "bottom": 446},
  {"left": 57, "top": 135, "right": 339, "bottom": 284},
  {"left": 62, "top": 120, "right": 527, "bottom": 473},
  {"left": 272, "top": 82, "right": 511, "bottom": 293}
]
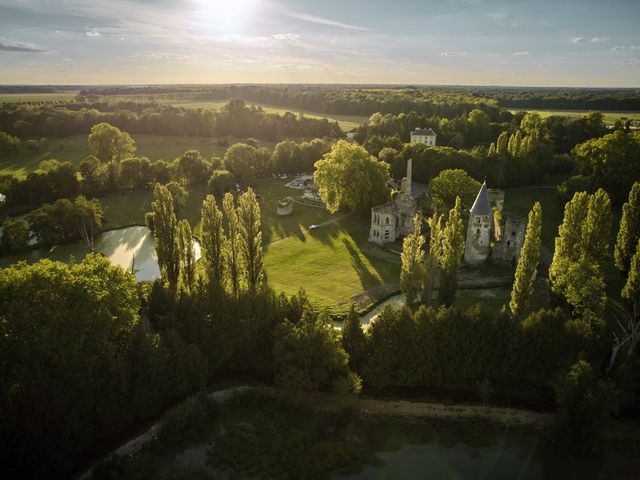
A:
[{"left": 357, "top": 398, "right": 553, "bottom": 429}]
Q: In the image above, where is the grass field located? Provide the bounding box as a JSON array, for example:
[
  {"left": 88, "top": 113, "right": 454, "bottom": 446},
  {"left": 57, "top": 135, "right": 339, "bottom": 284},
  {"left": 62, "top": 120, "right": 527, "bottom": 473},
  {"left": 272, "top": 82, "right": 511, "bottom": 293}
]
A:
[
  {"left": 264, "top": 217, "right": 401, "bottom": 314},
  {"left": 169, "top": 99, "right": 368, "bottom": 132},
  {"left": 0, "top": 92, "right": 79, "bottom": 104},
  {"left": 510, "top": 109, "right": 640, "bottom": 125},
  {"left": 0, "top": 134, "right": 234, "bottom": 177}
]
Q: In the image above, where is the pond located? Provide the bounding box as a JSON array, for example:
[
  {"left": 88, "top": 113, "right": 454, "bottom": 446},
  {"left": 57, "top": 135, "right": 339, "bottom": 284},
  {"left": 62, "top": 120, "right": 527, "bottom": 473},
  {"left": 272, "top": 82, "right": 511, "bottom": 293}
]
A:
[{"left": 0, "top": 225, "right": 200, "bottom": 282}]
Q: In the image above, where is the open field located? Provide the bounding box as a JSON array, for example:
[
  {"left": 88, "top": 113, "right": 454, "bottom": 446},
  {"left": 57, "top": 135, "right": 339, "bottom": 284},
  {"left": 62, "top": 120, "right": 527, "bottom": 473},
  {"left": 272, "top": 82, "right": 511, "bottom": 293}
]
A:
[
  {"left": 0, "top": 92, "right": 79, "bottom": 104},
  {"left": 170, "top": 99, "right": 368, "bottom": 132},
  {"left": 510, "top": 109, "right": 640, "bottom": 125},
  {"left": 0, "top": 134, "right": 234, "bottom": 177},
  {"left": 264, "top": 217, "right": 401, "bottom": 314}
]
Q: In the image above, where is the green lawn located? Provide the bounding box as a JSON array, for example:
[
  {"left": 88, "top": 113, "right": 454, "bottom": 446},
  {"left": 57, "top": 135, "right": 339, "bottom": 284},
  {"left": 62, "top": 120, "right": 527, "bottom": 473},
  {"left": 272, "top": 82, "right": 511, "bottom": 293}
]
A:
[
  {"left": 509, "top": 109, "right": 640, "bottom": 125},
  {"left": 502, "top": 185, "right": 563, "bottom": 250},
  {"left": 0, "top": 134, "right": 232, "bottom": 177},
  {"left": 99, "top": 178, "right": 334, "bottom": 243},
  {"left": 264, "top": 217, "right": 401, "bottom": 314}
]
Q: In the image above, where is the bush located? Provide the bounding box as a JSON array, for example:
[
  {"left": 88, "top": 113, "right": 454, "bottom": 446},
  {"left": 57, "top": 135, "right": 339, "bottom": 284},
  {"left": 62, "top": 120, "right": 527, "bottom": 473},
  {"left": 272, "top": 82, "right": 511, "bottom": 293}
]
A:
[{"left": 157, "top": 393, "right": 218, "bottom": 447}]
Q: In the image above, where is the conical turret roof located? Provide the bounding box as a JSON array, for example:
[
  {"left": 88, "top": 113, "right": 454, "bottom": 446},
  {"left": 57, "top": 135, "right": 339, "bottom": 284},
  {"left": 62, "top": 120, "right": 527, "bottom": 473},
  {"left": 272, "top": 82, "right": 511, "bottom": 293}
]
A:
[{"left": 470, "top": 181, "right": 492, "bottom": 215}]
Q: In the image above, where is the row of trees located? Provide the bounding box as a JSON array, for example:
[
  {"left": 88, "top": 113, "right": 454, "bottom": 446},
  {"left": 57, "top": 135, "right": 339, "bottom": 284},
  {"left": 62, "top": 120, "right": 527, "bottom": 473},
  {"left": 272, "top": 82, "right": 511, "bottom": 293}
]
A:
[{"left": 0, "top": 99, "right": 343, "bottom": 141}]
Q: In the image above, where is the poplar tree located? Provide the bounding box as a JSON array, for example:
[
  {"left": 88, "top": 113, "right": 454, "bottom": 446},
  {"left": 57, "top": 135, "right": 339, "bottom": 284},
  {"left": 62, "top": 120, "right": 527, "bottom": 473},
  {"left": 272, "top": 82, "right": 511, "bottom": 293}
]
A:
[
  {"left": 222, "top": 192, "right": 241, "bottom": 298},
  {"left": 201, "top": 195, "right": 225, "bottom": 293},
  {"left": 549, "top": 191, "right": 589, "bottom": 288},
  {"left": 622, "top": 239, "right": 640, "bottom": 319},
  {"left": 237, "top": 188, "right": 264, "bottom": 295},
  {"left": 509, "top": 202, "right": 542, "bottom": 318},
  {"left": 151, "top": 183, "right": 179, "bottom": 288},
  {"left": 615, "top": 182, "right": 640, "bottom": 274},
  {"left": 582, "top": 188, "right": 612, "bottom": 268},
  {"left": 177, "top": 219, "right": 196, "bottom": 293},
  {"left": 400, "top": 214, "right": 425, "bottom": 306},
  {"left": 422, "top": 213, "right": 444, "bottom": 305},
  {"left": 342, "top": 304, "right": 367, "bottom": 372},
  {"left": 438, "top": 196, "right": 465, "bottom": 306}
]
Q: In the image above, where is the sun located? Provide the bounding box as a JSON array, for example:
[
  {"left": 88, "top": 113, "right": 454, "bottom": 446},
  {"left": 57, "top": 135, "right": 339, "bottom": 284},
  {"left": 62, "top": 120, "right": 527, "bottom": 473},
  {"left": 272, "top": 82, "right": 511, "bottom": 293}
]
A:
[{"left": 193, "top": 0, "right": 259, "bottom": 31}]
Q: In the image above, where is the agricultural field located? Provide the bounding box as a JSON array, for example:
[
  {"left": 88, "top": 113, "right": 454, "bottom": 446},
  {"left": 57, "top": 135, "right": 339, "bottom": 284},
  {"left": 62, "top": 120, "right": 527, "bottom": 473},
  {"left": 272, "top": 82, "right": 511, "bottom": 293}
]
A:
[
  {"left": 510, "top": 108, "right": 640, "bottom": 125},
  {"left": 0, "top": 134, "right": 234, "bottom": 177},
  {"left": 0, "top": 92, "right": 79, "bottom": 104}
]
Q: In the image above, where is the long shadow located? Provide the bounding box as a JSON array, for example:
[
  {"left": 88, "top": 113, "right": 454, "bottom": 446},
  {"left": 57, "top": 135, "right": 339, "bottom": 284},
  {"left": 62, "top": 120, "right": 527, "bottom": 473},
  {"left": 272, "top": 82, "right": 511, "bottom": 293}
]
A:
[{"left": 342, "top": 237, "right": 379, "bottom": 289}]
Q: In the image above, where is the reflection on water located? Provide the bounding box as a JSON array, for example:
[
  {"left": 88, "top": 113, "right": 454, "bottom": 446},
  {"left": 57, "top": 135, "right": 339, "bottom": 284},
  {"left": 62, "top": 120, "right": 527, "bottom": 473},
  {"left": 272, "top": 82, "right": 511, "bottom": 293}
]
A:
[{"left": 0, "top": 226, "right": 200, "bottom": 282}]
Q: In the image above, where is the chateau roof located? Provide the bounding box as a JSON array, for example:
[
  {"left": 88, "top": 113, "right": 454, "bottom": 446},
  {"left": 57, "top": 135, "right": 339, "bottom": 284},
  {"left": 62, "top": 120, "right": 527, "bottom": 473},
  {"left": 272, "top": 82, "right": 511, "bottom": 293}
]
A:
[
  {"left": 470, "top": 181, "right": 492, "bottom": 216},
  {"left": 411, "top": 128, "right": 436, "bottom": 136}
]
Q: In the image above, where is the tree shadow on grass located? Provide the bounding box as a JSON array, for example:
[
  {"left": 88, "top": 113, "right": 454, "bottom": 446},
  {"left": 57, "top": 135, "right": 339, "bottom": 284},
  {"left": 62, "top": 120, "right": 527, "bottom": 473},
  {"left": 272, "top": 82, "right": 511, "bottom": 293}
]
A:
[{"left": 342, "top": 237, "right": 379, "bottom": 289}]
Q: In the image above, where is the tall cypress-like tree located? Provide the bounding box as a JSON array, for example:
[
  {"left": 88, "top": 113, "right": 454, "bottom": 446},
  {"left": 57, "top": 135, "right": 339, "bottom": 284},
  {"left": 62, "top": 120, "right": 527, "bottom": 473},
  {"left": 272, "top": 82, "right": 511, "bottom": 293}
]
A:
[
  {"left": 438, "top": 196, "right": 465, "bottom": 306},
  {"left": 509, "top": 202, "right": 542, "bottom": 318},
  {"left": 622, "top": 239, "right": 640, "bottom": 320},
  {"left": 222, "top": 192, "right": 241, "bottom": 299},
  {"left": 615, "top": 182, "right": 640, "bottom": 274},
  {"left": 549, "top": 191, "right": 590, "bottom": 288},
  {"left": 582, "top": 188, "right": 612, "bottom": 268},
  {"left": 201, "top": 194, "right": 225, "bottom": 294},
  {"left": 151, "top": 183, "right": 179, "bottom": 288},
  {"left": 237, "top": 188, "right": 264, "bottom": 295},
  {"left": 400, "top": 214, "right": 424, "bottom": 306},
  {"left": 422, "top": 213, "right": 444, "bottom": 305},
  {"left": 177, "top": 219, "right": 196, "bottom": 293},
  {"left": 342, "top": 304, "right": 367, "bottom": 372}
]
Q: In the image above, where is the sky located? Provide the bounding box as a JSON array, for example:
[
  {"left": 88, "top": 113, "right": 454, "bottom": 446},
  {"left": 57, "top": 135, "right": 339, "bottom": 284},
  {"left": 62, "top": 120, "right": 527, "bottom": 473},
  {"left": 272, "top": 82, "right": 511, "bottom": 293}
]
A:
[{"left": 0, "top": 0, "right": 638, "bottom": 87}]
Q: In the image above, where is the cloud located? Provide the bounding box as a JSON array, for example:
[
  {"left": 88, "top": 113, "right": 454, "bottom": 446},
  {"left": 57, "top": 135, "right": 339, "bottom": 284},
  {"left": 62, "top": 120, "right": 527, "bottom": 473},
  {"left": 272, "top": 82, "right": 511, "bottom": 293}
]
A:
[
  {"left": 590, "top": 36, "right": 606, "bottom": 43},
  {"left": 612, "top": 45, "right": 639, "bottom": 51},
  {"left": 440, "top": 51, "right": 467, "bottom": 56},
  {"left": 512, "top": 51, "right": 530, "bottom": 56},
  {"left": 285, "top": 12, "right": 370, "bottom": 31},
  {"left": 571, "top": 37, "right": 585, "bottom": 44},
  {"left": 85, "top": 30, "right": 101, "bottom": 37},
  {"left": 0, "top": 39, "right": 49, "bottom": 52},
  {"left": 272, "top": 33, "right": 301, "bottom": 41}
]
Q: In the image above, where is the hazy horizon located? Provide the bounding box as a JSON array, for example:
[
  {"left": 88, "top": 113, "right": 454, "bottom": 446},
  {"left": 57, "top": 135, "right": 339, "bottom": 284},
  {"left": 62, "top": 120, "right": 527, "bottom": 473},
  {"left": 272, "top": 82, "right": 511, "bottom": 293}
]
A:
[{"left": 1, "top": 0, "right": 639, "bottom": 87}]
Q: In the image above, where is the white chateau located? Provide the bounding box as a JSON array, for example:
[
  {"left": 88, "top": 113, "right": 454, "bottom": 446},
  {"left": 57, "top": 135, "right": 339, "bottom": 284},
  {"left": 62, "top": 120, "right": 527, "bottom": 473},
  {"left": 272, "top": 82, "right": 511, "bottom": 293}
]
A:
[
  {"left": 410, "top": 128, "right": 437, "bottom": 146},
  {"left": 368, "top": 159, "right": 417, "bottom": 245}
]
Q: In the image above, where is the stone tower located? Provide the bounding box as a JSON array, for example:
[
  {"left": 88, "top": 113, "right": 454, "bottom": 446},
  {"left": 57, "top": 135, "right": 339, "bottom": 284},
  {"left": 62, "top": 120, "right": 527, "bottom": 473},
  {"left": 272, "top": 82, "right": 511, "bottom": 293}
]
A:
[
  {"left": 400, "top": 158, "right": 412, "bottom": 197},
  {"left": 464, "top": 180, "right": 493, "bottom": 265}
]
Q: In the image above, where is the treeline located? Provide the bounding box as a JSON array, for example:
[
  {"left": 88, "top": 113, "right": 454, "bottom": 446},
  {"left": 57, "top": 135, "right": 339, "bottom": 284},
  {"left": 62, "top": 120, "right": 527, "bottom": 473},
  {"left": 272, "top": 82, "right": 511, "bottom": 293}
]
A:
[
  {"left": 0, "top": 124, "right": 333, "bottom": 212},
  {"left": 78, "top": 84, "right": 640, "bottom": 117},
  {"left": 0, "top": 99, "right": 343, "bottom": 141}
]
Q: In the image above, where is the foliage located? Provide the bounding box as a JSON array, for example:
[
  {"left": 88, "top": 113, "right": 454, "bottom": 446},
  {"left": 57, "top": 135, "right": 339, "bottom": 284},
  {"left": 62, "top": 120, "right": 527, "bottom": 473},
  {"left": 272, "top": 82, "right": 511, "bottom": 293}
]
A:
[
  {"left": 177, "top": 219, "right": 196, "bottom": 293},
  {"left": 342, "top": 305, "right": 367, "bottom": 373},
  {"left": 567, "top": 131, "right": 640, "bottom": 204},
  {"left": 273, "top": 309, "right": 360, "bottom": 394},
  {"left": 237, "top": 188, "right": 264, "bottom": 295},
  {"left": 615, "top": 182, "right": 640, "bottom": 273},
  {"left": 555, "top": 360, "right": 616, "bottom": 452},
  {"left": 509, "top": 202, "right": 542, "bottom": 318},
  {"left": 314, "top": 140, "right": 390, "bottom": 214},
  {"left": 200, "top": 194, "right": 225, "bottom": 294},
  {"left": 0, "top": 130, "right": 19, "bottom": 152},
  {"left": 207, "top": 169, "right": 236, "bottom": 197},
  {"left": 157, "top": 394, "right": 218, "bottom": 448},
  {"left": 0, "top": 217, "right": 30, "bottom": 253},
  {"left": 429, "top": 169, "right": 481, "bottom": 211},
  {"left": 88, "top": 122, "right": 136, "bottom": 162},
  {"left": 400, "top": 214, "right": 425, "bottom": 305},
  {"left": 622, "top": 239, "right": 640, "bottom": 311},
  {"left": 438, "top": 197, "right": 465, "bottom": 306},
  {"left": 152, "top": 183, "right": 180, "bottom": 288}
]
